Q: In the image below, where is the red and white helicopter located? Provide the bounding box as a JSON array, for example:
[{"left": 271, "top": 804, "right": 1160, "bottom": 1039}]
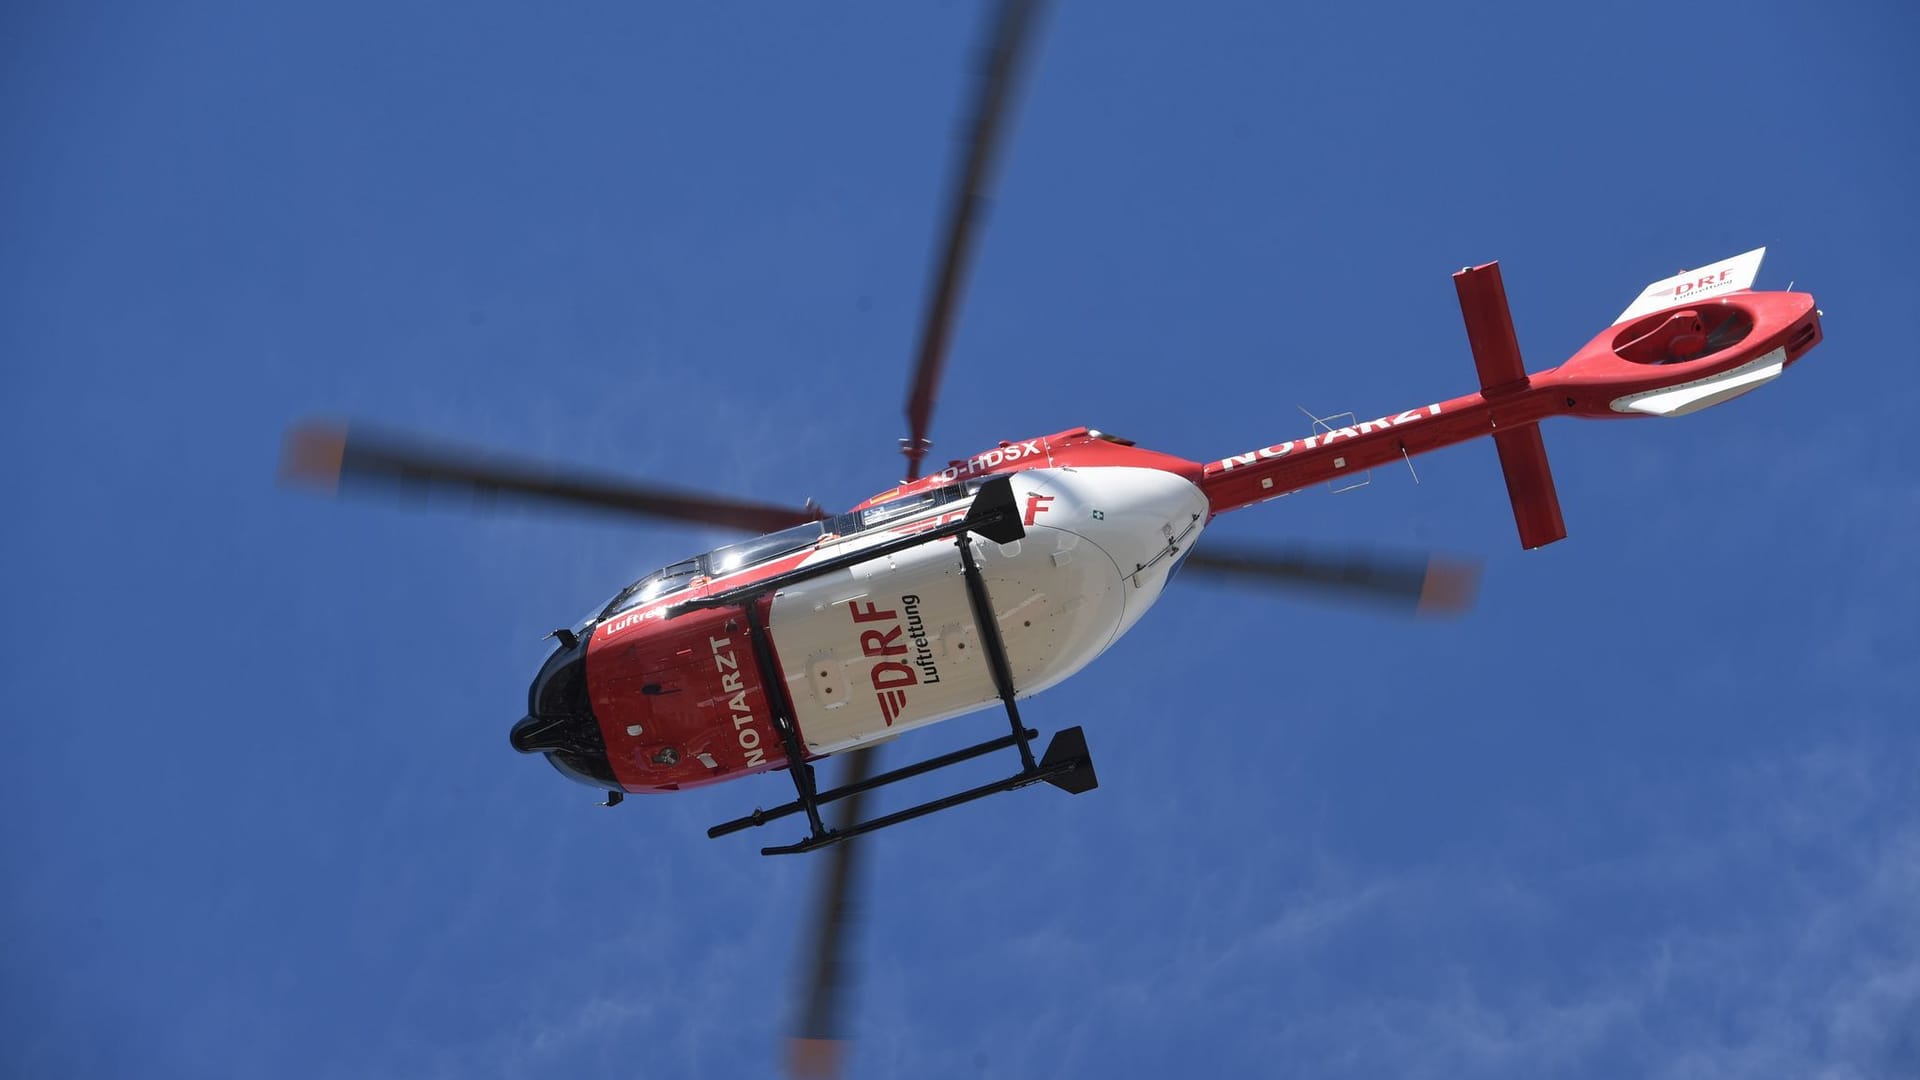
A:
[{"left": 280, "top": 0, "right": 1823, "bottom": 1073}]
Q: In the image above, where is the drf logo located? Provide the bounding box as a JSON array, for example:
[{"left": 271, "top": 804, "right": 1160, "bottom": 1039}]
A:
[
  {"left": 1023, "top": 492, "right": 1055, "bottom": 525},
  {"left": 1669, "top": 268, "right": 1736, "bottom": 301},
  {"left": 847, "top": 599, "right": 918, "bottom": 725}
]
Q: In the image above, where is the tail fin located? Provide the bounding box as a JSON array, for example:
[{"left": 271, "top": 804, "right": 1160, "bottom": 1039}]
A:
[
  {"left": 1615, "top": 248, "right": 1766, "bottom": 325},
  {"left": 1455, "top": 247, "right": 1775, "bottom": 548}
]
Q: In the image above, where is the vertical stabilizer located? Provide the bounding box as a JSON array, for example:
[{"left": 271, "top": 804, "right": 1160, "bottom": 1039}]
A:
[{"left": 1615, "top": 248, "right": 1766, "bottom": 325}]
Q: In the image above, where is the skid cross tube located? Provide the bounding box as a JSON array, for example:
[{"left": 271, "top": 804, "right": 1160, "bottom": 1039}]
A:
[
  {"left": 707, "top": 726, "right": 1039, "bottom": 839},
  {"left": 759, "top": 754, "right": 1087, "bottom": 856}
]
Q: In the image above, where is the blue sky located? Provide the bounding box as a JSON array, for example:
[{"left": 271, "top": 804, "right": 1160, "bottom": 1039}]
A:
[{"left": 4, "top": 2, "right": 1917, "bottom": 1077}]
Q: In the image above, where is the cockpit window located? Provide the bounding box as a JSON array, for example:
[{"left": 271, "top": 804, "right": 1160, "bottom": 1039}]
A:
[
  {"left": 596, "top": 481, "right": 987, "bottom": 618},
  {"left": 860, "top": 489, "right": 941, "bottom": 526},
  {"left": 707, "top": 519, "right": 828, "bottom": 577},
  {"left": 601, "top": 556, "right": 705, "bottom": 618}
]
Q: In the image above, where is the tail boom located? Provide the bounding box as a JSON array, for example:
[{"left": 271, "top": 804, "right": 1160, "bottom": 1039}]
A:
[{"left": 1201, "top": 260, "right": 1823, "bottom": 548}]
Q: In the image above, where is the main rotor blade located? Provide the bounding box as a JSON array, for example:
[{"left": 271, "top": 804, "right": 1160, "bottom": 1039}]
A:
[
  {"left": 901, "top": 0, "right": 1048, "bottom": 482},
  {"left": 280, "top": 423, "right": 823, "bottom": 533},
  {"left": 787, "top": 748, "right": 877, "bottom": 1080},
  {"left": 792, "top": 8, "right": 1049, "bottom": 1073},
  {"left": 1181, "top": 544, "right": 1481, "bottom": 617}
]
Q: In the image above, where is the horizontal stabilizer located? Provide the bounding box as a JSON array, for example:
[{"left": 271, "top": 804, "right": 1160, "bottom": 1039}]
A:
[
  {"left": 1454, "top": 260, "right": 1569, "bottom": 549},
  {"left": 1492, "top": 427, "right": 1566, "bottom": 549},
  {"left": 1453, "top": 262, "right": 1529, "bottom": 396}
]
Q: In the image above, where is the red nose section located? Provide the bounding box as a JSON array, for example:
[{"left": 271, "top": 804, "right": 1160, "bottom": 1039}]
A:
[{"left": 587, "top": 603, "right": 793, "bottom": 792}]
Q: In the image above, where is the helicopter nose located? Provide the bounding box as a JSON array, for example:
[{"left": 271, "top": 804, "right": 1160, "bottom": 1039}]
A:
[
  {"left": 525, "top": 630, "right": 591, "bottom": 726},
  {"left": 510, "top": 712, "right": 586, "bottom": 753},
  {"left": 515, "top": 629, "right": 621, "bottom": 790}
]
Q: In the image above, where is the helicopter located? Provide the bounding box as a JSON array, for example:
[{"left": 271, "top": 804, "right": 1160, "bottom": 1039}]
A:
[
  {"left": 278, "top": 0, "right": 1824, "bottom": 1074},
  {"left": 285, "top": 243, "right": 1821, "bottom": 843}
]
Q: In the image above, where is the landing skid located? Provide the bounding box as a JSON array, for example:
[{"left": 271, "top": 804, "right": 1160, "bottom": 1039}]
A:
[{"left": 709, "top": 725, "right": 1097, "bottom": 856}]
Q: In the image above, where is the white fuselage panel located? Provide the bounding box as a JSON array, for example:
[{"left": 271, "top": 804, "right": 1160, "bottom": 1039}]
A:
[{"left": 768, "top": 467, "right": 1206, "bottom": 754}]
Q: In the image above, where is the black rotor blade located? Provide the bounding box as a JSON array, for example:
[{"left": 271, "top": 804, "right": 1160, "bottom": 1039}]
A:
[
  {"left": 787, "top": 747, "right": 877, "bottom": 1080},
  {"left": 280, "top": 422, "right": 823, "bottom": 533},
  {"left": 1181, "top": 543, "right": 1482, "bottom": 617},
  {"left": 901, "top": 0, "right": 1048, "bottom": 482}
]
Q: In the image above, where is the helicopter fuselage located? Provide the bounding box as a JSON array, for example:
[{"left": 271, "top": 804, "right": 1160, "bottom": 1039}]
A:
[
  {"left": 581, "top": 463, "right": 1206, "bottom": 792},
  {"left": 513, "top": 274, "right": 1824, "bottom": 807}
]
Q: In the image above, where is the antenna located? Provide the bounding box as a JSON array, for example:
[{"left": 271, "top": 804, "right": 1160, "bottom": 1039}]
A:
[{"left": 1297, "top": 404, "right": 1371, "bottom": 494}]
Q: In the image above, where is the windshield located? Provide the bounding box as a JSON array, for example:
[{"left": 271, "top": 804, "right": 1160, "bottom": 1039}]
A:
[
  {"left": 706, "top": 519, "right": 828, "bottom": 577},
  {"left": 600, "top": 557, "right": 705, "bottom": 618},
  {"left": 859, "top": 489, "right": 941, "bottom": 527},
  {"left": 595, "top": 482, "right": 984, "bottom": 619}
]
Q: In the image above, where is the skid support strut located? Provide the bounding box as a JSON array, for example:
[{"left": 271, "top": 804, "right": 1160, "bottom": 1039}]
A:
[
  {"left": 746, "top": 600, "right": 827, "bottom": 839},
  {"left": 956, "top": 533, "right": 1038, "bottom": 771}
]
